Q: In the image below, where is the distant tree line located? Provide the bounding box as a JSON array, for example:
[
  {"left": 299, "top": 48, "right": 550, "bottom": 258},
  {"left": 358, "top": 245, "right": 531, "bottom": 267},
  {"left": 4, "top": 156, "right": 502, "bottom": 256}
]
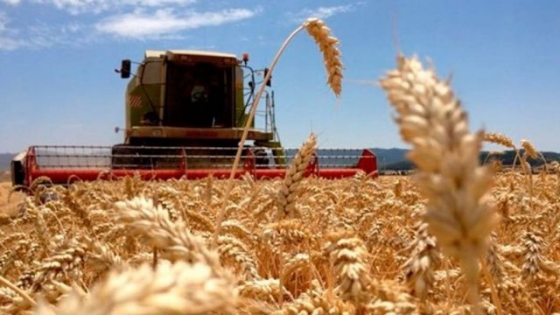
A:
[{"left": 383, "top": 150, "right": 560, "bottom": 171}]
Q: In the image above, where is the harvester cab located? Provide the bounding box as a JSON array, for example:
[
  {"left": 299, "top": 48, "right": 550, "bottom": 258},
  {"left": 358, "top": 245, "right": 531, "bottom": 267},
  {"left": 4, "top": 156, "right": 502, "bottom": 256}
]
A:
[
  {"left": 10, "top": 49, "right": 378, "bottom": 190},
  {"left": 119, "top": 50, "right": 254, "bottom": 130},
  {"left": 110, "top": 50, "right": 284, "bottom": 170}
]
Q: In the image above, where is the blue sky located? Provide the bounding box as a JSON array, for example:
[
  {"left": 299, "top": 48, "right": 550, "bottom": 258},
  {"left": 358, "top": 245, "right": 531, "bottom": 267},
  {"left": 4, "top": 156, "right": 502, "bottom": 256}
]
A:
[{"left": 1, "top": 0, "right": 559, "bottom": 153}]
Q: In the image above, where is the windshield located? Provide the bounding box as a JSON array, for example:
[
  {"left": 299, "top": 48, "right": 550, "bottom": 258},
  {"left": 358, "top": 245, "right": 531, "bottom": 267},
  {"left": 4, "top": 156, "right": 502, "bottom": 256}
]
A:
[{"left": 163, "top": 62, "right": 234, "bottom": 128}]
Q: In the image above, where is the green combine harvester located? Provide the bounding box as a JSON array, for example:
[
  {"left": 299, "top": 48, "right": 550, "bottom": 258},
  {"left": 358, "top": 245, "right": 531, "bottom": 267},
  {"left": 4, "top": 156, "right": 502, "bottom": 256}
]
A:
[{"left": 11, "top": 49, "right": 377, "bottom": 189}]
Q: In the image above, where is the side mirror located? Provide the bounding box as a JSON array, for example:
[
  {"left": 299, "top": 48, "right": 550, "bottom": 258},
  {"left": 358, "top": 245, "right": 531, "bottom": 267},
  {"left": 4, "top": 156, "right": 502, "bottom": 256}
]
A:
[
  {"left": 264, "top": 68, "right": 271, "bottom": 87},
  {"left": 120, "top": 59, "right": 131, "bottom": 79}
]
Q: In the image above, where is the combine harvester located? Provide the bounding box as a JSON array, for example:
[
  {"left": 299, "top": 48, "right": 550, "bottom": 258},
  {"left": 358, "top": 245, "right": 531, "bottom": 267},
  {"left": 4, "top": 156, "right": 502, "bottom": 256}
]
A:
[{"left": 11, "top": 50, "right": 377, "bottom": 190}]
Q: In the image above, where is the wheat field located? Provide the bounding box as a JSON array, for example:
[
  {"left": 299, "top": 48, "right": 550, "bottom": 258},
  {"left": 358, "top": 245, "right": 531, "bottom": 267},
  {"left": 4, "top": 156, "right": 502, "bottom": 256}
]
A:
[
  {"left": 0, "top": 171, "right": 558, "bottom": 314},
  {"left": 1, "top": 18, "right": 559, "bottom": 315}
]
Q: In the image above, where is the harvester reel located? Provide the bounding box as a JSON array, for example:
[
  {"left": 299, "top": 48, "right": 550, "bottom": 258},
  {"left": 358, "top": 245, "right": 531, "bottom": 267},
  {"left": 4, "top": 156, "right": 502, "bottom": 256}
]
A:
[{"left": 111, "top": 145, "right": 138, "bottom": 170}]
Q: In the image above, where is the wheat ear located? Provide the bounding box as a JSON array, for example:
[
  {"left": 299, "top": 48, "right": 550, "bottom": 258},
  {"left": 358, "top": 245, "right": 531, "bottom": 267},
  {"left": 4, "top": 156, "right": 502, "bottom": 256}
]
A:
[
  {"left": 379, "top": 54, "right": 500, "bottom": 314},
  {"left": 521, "top": 139, "right": 549, "bottom": 173},
  {"left": 483, "top": 132, "right": 516, "bottom": 150},
  {"left": 402, "top": 222, "right": 439, "bottom": 302},
  {"left": 304, "top": 18, "right": 343, "bottom": 97},
  {"left": 35, "top": 261, "right": 237, "bottom": 315},
  {"left": 484, "top": 132, "right": 523, "bottom": 175},
  {"left": 324, "top": 231, "right": 371, "bottom": 304},
  {"left": 277, "top": 133, "right": 317, "bottom": 219},
  {"left": 214, "top": 17, "right": 343, "bottom": 247},
  {"left": 0, "top": 275, "right": 35, "bottom": 307},
  {"left": 114, "top": 196, "right": 222, "bottom": 270}
]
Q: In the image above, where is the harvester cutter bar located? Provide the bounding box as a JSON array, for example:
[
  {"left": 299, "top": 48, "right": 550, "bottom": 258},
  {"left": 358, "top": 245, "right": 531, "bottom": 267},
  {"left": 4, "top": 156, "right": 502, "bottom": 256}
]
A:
[{"left": 14, "top": 145, "right": 378, "bottom": 189}]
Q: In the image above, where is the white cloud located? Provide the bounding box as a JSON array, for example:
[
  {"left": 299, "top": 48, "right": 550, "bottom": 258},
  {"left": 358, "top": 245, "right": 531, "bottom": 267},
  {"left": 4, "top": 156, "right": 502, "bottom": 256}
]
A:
[
  {"left": 289, "top": 4, "right": 356, "bottom": 23},
  {"left": 0, "top": 12, "right": 5, "bottom": 32},
  {"left": 1, "top": 0, "right": 21, "bottom": 5},
  {"left": 0, "top": 36, "right": 24, "bottom": 50},
  {"left": 31, "top": 0, "right": 196, "bottom": 15},
  {"left": 95, "top": 7, "right": 259, "bottom": 38},
  {"left": 0, "top": 2, "right": 259, "bottom": 50},
  {"left": 62, "top": 22, "right": 83, "bottom": 33},
  {"left": 26, "top": 22, "right": 94, "bottom": 47},
  {"left": 132, "top": 0, "right": 196, "bottom": 6},
  {"left": 0, "top": 12, "right": 25, "bottom": 50},
  {"left": 0, "top": 12, "right": 94, "bottom": 51}
]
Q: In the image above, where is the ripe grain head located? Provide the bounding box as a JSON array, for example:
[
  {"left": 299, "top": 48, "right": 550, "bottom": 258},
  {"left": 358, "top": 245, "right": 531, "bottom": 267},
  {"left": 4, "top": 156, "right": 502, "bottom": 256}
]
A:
[
  {"left": 303, "top": 18, "right": 343, "bottom": 97},
  {"left": 379, "top": 54, "right": 500, "bottom": 312}
]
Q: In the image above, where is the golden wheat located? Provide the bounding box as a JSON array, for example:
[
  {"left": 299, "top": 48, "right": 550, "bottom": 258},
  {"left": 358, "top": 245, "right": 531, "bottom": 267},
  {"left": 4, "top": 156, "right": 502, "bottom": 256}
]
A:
[
  {"left": 484, "top": 132, "right": 516, "bottom": 149},
  {"left": 0, "top": 172, "right": 559, "bottom": 314},
  {"left": 277, "top": 132, "right": 317, "bottom": 219},
  {"left": 521, "top": 139, "right": 539, "bottom": 160},
  {"left": 379, "top": 54, "right": 500, "bottom": 313},
  {"left": 303, "top": 18, "right": 343, "bottom": 97},
  {"left": 35, "top": 261, "right": 238, "bottom": 315}
]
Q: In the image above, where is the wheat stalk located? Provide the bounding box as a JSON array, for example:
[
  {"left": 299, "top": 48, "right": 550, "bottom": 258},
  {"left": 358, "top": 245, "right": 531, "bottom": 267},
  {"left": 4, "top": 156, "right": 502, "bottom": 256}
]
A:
[
  {"left": 214, "top": 17, "right": 343, "bottom": 247},
  {"left": 379, "top": 54, "right": 500, "bottom": 314}
]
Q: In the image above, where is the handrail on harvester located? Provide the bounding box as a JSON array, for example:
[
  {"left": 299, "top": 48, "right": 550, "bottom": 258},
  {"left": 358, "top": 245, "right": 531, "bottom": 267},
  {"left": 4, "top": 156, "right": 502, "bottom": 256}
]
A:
[{"left": 16, "top": 145, "right": 378, "bottom": 189}]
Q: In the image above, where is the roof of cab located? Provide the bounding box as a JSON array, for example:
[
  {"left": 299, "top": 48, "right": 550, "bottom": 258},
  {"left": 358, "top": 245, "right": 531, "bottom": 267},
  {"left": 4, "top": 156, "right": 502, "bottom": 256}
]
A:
[{"left": 144, "top": 50, "right": 238, "bottom": 59}]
